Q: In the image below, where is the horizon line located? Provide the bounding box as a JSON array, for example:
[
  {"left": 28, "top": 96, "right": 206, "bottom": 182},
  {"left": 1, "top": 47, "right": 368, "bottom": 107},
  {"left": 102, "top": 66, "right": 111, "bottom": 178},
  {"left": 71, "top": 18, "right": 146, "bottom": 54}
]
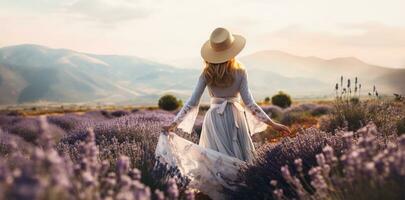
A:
[{"left": 1, "top": 43, "right": 404, "bottom": 70}]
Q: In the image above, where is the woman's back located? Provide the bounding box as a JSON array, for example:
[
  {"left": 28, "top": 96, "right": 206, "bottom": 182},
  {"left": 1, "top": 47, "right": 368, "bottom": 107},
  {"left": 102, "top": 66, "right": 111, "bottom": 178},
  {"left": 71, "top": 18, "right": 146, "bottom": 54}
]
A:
[
  {"left": 206, "top": 68, "right": 244, "bottom": 98},
  {"left": 185, "top": 67, "right": 256, "bottom": 108}
]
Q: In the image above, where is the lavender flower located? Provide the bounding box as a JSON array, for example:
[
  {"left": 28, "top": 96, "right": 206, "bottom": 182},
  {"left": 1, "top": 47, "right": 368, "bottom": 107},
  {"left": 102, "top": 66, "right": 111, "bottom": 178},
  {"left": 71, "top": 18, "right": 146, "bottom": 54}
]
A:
[
  {"left": 294, "top": 158, "right": 303, "bottom": 173},
  {"left": 166, "top": 178, "right": 179, "bottom": 199}
]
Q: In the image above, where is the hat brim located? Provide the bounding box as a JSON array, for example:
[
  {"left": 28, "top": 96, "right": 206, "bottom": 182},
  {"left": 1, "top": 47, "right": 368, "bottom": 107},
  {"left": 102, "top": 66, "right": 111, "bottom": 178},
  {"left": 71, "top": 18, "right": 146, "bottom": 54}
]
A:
[{"left": 201, "top": 34, "right": 246, "bottom": 64}]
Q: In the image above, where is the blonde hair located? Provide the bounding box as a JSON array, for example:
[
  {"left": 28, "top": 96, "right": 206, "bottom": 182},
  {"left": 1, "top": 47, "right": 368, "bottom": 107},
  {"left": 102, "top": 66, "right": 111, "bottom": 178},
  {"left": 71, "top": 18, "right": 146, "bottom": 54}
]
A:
[{"left": 203, "top": 58, "right": 242, "bottom": 88}]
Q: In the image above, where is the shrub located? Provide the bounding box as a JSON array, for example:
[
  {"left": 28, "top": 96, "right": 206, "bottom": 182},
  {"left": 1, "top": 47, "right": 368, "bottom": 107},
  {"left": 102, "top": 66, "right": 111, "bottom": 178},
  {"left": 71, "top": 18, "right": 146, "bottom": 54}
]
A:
[
  {"left": 158, "top": 94, "right": 181, "bottom": 111},
  {"left": 321, "top": 99, "right": 367, "bottom": 132},
  {"left": 271, "top": 91, "right": 292, "bottom": 108},
  {"left": 264, "top": 97, "right": 271, "bottom": 104}
]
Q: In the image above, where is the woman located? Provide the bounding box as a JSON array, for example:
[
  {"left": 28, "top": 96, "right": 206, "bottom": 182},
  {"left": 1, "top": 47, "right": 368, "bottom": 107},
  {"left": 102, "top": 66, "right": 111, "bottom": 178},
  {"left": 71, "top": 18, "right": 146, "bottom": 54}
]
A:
[{"left": 155, "top": 27, "right": 290, "bottom": 199}]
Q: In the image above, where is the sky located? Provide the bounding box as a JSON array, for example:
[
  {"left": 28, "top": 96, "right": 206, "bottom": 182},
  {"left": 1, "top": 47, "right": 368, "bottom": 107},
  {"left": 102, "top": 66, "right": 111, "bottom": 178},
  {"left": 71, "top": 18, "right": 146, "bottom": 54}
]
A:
[{"left": 1, "top": 0, "right": 405, "bottom": 68}]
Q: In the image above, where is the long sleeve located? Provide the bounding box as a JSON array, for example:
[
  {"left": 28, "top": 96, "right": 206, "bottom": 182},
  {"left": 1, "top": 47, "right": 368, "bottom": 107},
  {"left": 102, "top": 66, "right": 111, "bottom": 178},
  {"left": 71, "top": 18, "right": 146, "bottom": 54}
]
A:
[
  {"left": 171, "top": 74, "right": 206, "bottom": 130},
  {"left": 239, "top": 69, "right": 273, "bottom": 125}
]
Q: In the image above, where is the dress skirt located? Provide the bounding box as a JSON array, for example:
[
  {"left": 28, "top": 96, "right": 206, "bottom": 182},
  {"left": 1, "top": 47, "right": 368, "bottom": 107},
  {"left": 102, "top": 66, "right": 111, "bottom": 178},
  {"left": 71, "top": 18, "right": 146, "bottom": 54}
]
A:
[
  {"left": 199, "top": 102, "right": 257, "bottom": 163},
  {"left": 155, "top": 97, "right": 266, "bottom": 199}
]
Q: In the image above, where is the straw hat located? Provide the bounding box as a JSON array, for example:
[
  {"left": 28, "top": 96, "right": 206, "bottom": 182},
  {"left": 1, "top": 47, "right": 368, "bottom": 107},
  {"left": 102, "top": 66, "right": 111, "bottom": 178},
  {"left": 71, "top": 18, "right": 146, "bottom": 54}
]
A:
[{"left": 201, "top": 27, "right": 246, "bottom": 64}]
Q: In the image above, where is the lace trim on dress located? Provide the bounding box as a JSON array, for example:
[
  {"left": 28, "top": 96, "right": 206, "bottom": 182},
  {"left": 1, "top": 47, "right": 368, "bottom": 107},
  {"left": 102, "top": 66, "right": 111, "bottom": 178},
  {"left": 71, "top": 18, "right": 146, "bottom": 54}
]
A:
[
  {"left": 172, "top": 104, "right": 200, "bottom": 134},
  {"left": 245, "top": 102, "right": 271, "bottom": 124},
  {"left": 172, "top": 104, "right": 193, "bottom": 126}
]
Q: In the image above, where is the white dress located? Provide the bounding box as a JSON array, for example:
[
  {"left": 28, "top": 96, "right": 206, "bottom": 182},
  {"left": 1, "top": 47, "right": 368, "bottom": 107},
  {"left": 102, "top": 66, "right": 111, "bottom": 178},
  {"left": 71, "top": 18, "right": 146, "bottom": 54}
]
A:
[{"left": 155, "top": 68, "right": 272, "bottom": 199}]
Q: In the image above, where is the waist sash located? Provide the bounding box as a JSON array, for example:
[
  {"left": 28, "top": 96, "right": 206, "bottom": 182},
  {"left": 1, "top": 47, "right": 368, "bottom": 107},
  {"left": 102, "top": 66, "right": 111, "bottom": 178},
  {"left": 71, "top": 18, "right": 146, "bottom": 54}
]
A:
[{"left": 210, "top": 97, "right": 244, "bottom": 128}]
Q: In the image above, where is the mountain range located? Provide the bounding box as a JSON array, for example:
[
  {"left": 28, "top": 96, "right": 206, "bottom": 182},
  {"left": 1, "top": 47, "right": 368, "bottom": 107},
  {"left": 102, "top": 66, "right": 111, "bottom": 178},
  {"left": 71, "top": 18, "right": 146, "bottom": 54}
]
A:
[{"left": 0, "top": 44, "right": 403, "bottom": 105}]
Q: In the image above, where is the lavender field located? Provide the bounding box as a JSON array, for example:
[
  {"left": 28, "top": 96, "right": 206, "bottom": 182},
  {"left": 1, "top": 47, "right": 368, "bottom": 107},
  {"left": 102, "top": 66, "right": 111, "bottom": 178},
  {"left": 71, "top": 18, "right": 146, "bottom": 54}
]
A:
[
  {"left": 2, "top": 0, "right": 405, "bottom": 199},
  {"left": 0, "top": 99, "right": 404, "bottom": 200}
]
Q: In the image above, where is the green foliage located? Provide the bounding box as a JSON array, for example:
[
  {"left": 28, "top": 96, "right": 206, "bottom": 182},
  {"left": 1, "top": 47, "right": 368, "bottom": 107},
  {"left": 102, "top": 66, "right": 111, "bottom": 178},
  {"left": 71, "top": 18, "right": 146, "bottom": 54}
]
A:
[
  {"left": 178, "top": 99, "right": 184, "bottom": 107},
  {"left": 264, "top": 97, "right": 270, "bottom": 104},
  {"left": 158, "top": 94, "right": 181, "bottom": 111},
  {"left": 271, "top": 91, "right": 292, "bottom": 108}
]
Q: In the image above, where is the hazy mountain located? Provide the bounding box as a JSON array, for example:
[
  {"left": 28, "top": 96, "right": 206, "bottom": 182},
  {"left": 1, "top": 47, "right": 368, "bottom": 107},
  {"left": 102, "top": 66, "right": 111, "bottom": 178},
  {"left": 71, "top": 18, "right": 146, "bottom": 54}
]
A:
[
  {"left": 0, "top": 45, "right": 402, "bottom": 105},
  {"left": 0, "top": 64, "right": 27, "bottom": 103},
  {"left": 374, "top": 71, "right": 405, "bottom": 94},
  {"left": 0, "top": 44, "right": 199, "bottom": 105},
  {"left": 240, "top": 50, "right": 405, "bottom": 94}
]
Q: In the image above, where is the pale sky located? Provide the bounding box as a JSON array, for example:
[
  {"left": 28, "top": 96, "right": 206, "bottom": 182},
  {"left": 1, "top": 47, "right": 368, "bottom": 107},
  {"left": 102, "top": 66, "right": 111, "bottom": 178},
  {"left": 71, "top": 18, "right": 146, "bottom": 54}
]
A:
[{"left": 1, "top": 0, "right": 405, "bottom": 68}]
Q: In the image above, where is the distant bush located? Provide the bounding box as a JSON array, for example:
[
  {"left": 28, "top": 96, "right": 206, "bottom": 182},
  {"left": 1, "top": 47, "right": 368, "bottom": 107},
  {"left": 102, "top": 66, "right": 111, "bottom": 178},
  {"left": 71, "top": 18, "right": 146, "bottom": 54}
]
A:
[
  {"left": 158, "top": 94, "right": 181, "bottom": 111},
  {"left": 178, "top": 99, "right": 184, "bottom": 107},
  {"left": 271, "top": 91, "right": 292, "bottom": 108},
  {"left": 263, "top": 97, "right": 271, "bottom": 104},
  {"left": 110, "top": 110, "right": 130, "bottom": 117}
]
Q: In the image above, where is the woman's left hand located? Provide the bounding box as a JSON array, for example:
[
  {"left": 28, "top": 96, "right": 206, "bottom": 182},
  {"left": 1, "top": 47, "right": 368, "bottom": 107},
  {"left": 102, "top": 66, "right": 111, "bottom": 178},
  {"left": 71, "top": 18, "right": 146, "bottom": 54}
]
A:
[
  {"left": 162, "top": 123, "right": 176, "bottom": 135},
  {"left": 271, "top": 123, "right": 291, "bottom": 136}
]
